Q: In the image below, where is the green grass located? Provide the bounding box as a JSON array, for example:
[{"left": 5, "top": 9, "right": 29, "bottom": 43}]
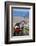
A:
[{"left": 23, "top": 26, "right": 29, "bottom": 32}]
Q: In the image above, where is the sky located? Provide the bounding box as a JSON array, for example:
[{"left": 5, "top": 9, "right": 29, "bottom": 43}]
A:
[{"left": 12, "top": 8, "right": 30, "bottom": 17}]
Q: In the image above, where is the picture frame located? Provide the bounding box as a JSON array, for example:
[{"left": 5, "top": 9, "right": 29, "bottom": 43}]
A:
[{"left": 5, "top": 1, "right": 35, "bottom": 44}]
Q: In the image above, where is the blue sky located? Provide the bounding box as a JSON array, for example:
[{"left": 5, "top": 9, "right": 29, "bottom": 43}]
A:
[{"left": 12, "top": 8, "right": 29, "bottom": 17}]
